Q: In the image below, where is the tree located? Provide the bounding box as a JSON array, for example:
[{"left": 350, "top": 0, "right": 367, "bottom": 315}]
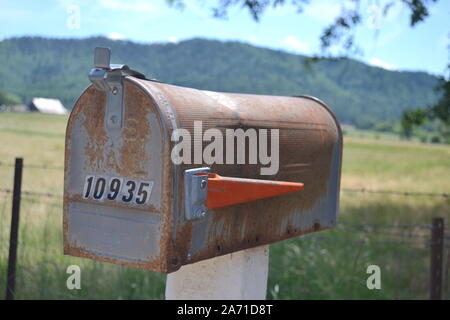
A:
[
  {"left": 167, "top": 0, "right": 439, "bottom": 54},
  {"left": 0, "top": 88, "right": 21, "bottom": 106},
  {"left": 167, "top": 0, "right": 449, "bottom": 141},
  {"left": 401, "top": 108, "right": 427, "bottom": 138},
  {"left": 401, "top": 74, "right": 450, "bottom": 142}
]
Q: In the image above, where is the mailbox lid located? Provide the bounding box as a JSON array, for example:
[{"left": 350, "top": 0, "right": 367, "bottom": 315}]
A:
[
  {"left": 135, "top": 78, "right": 342, "bottom": 271},
  {"left": 63, "top": 79, "right": 174, "bottom": 272}
]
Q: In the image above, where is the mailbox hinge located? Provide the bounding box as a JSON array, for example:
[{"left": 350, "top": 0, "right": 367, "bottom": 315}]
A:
[
  {"left": 88, "top": 47, "right": 147, "bottom": 129},
  {"left": 184, "top": 167, "right": 304, "bottom": 220}
]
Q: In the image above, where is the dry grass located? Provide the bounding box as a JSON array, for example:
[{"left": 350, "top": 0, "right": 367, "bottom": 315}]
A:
[{"left": 0, "top": 112, "right": 449, "bottom": 299}]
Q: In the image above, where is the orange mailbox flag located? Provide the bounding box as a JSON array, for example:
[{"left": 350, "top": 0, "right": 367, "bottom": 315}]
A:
[{"left": 196, "top": 172, "right": 304, "bottom": 210}]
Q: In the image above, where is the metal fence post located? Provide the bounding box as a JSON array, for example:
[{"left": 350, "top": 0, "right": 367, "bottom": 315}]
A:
[
  {"left": 5, "top": 158, "right": 23, "bottom": 300},
  {"left": 430, "top": 217, "right": 444, "bottom": 300}
]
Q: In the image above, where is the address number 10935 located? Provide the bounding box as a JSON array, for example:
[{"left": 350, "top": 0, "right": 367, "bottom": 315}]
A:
[{"left": 82, "top": 175, "right": 154, "bottom": 205}]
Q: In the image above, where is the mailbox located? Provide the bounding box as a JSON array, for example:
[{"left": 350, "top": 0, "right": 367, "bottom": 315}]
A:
[{"left": 63, "top": 48, "right": 342, "bottom": 273}]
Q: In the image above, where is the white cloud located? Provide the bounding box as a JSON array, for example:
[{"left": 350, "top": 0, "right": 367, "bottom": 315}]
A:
[
  {"left": 281, "top": 35, "right": 311, "bottom": 54},
  {"left": 107, "top": 32, "right": 125, "bottom": 40},
  {"left": 368, "top": 58, "right": 397, "bottom": 70},
  {"left": 247, "top": 36, "right": 259, "bottom": 44},
  {"left": 99, "top": 0, "right": 157, "bottom": 13},
  {"left": 168, "top": 36, "right": 178, "bottom": 43}
]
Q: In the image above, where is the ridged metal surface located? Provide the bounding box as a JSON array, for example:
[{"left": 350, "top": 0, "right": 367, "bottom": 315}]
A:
[{"left": 64, "top": 77, "right": 342, "bottom": 273}]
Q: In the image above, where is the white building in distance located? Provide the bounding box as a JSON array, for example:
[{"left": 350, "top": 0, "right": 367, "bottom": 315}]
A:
[{"left": 28, "top": 97, "right": 68, "bottom": 115}]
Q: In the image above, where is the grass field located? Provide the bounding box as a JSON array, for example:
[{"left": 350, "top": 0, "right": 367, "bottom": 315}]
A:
[{"left": 0, "top": 112, "right": 449, "bottom": 299}]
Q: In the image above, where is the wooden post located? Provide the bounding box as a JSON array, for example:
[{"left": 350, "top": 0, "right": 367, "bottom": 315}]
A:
[
  {"left": 5, "top": 158, "right": 23, "bottom": 300},
  {"left": 166, "top": 245, "right": 269, "bottom": 300},
  {"left": 430, "top": 217, "right": 444, "bottom": 300}
]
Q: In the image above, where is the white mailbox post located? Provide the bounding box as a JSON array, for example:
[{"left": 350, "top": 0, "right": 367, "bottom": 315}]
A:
[{"left": 166, "top": 246, "right": 269, "bottom": 300}]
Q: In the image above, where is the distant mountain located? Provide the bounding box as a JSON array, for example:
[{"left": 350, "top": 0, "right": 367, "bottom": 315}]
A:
[{"left": 0, "top": 36, "right": 441, "bottom": 126}]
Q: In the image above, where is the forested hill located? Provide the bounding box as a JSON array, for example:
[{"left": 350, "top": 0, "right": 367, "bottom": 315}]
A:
[{"left": 0, "top": 36, "right": 440, "bottom": 126}]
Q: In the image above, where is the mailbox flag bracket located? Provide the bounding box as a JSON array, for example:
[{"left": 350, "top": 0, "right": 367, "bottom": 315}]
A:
[
  {"left": 184, "top": 167, "right": 304, "bottom": 220},
  {"left": 88, "top": 47, "right": 150, "bottom": 130}
]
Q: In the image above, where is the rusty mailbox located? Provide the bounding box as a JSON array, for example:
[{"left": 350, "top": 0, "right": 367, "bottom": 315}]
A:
[{"left": 63, "top": 47, "right": 342, "bottom": 273}]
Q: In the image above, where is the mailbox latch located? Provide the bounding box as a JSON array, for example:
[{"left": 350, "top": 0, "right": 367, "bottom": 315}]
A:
[
  {"left": 88, "top": 47, "right": 147, "bottom": 129},
  {"left": 184, "top": 167, "right": 304, "bottom": 220}
]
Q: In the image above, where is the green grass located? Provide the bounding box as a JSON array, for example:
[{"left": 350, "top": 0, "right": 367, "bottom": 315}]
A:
[
  {"left": 342, "top": 125, "right": 407, "bottom": 142},
  {"left": 0, "top": 112, "right": 449, "bottom": 300},
  {"left": 269, "top": 194, "right": 449, "bottom": 299}
]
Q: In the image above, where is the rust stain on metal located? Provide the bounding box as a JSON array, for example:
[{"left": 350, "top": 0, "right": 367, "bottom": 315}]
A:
[
  {"left": 117, "top": 81, "right": 151, "bottom": 178},
  {"left": 172, "top": 222, "right": 193, "bottom": 266},
  {"left": 62, "top": 200, "right": 70, "bottom": 253},
  {"left": 191, "top": 214, "right": 328, "bottom": 265},
  {"left": 65, "top": 241, "right": 161, "bottom": 271},
  {"left": 64, "top": 76, "right": 342, "bottom": 273},
  {"left": 143, "top": 81, "right": 340, "bottom": 269},
  {"left": 129, "top": 77, "right": 178, "bottom": 273},
  {"left": 80, "top": 87, "right": 108, "bottom": 171},
  {"left": 76, "top": 81, "right": 154, "bottom": 179}
]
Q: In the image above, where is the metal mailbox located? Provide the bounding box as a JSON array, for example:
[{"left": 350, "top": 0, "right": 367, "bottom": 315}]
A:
[{"left": 63, "top": 48, "right": 343, "bottom": 273}]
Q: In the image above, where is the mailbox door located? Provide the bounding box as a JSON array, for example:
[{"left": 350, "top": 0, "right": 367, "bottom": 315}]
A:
[{"left": 63, "top": 79, "right": 173, "bottom": 272}]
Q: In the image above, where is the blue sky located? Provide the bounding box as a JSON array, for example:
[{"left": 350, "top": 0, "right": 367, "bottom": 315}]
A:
[{"left": 1, "top": 0, "right": 449, "bottom": 76}]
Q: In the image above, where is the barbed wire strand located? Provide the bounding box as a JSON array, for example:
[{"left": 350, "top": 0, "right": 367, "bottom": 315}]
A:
[
  {"left": 342, "top": 187, "right": 449, "bottom": 198},
  {"left": 0, "top": 161, "right": 64, "bottom": 170},
  {"left": 0, "top": 162, "right": 449, "bottom": 197},
  {"left": 0, "top": 188, "right": 62, "bottom": 199},
  {"left": 1, "top": 187, "right": 448, "bottom": 236}
]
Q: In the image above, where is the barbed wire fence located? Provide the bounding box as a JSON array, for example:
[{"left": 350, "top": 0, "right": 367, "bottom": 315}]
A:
[
  {"left": 1, "top": 160, "right": 449, "bottom": 198},
  {"left": 0, "top": 159, "right": 449, "bottom": 299}
]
